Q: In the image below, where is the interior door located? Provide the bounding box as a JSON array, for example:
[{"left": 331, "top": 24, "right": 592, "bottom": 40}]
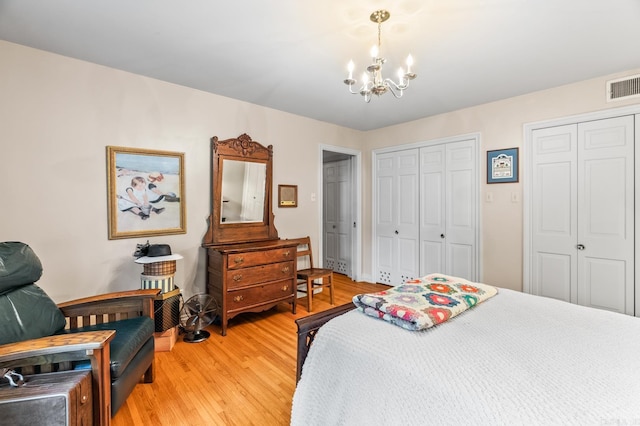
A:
[
  {"left": 531, "top": 124, "right": 578, "bottom": 303},
  {"left": 577, "top": 116, "right": 634, "bottom": 314},
  {"left": 419, "top": 140, "right": 477, "bottom": 280},
  {"left": 323, "top": 159, "right": 352, "bottom": 276},
  {"left": 419, "top": 145, "right": 445, "bottom": 275},
  {"left": 375, "top": 149, "right": 420, "bottom": 285},
  {"left": 445, "top": 140, "right": 477, "bottom": 280},
  {"left": 531, "top": 116, "right": 634, "bottom": 314}
]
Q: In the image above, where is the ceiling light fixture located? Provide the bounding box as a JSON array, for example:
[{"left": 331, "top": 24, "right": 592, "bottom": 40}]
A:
[{"left": 343, "top": 10, "right": 417, "bottom": 102}]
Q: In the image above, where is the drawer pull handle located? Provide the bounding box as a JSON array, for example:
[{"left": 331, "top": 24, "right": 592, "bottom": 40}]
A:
[
  {"left": 283, "top": 250, "right": 291, "bottom": 257},
  {"left": 81, "top": 395, "right": 88, "bottom": 403},
  {"left": 282, "top": 266, "right": 290, "bottom": 273},
  {"left": 233, "top": 275, "right": 243, "bottom": 282},
  {"left": 233, "top": 295, "right": 244, "bottom": 302},
  {"left": 281, "top": 285, "right": 289, "bottom": 292},
  {"left": 234, "top": 257, "right": 244, "bottom": 264}
]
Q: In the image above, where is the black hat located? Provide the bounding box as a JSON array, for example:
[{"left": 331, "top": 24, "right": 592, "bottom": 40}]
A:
[{"left": 147, "top": 244, "right": 172, "bottom": 257}]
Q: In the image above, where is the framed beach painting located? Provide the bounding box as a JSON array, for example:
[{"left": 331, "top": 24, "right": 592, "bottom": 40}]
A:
[
  {"left": 107, "top": 146, "right": 186, "bottom": 239},
  {"left": 487, "top": 148, "right": 519, "bottom": 184}
]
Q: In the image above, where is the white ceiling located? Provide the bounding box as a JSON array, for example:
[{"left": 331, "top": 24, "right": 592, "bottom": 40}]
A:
[{"left": 1, "top": 0, "right": 640, "bottom": 131}]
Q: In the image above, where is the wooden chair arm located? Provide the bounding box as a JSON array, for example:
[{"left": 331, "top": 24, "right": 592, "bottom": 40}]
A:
[
  {"left": 0, "top": 330, "right": 115, "bottom": 426},
  {"left": 0, "top": 330, "right": 115, "bottom": 363},
  {"left": 58, "top": 289, "right": 160, "bottom": 310},
  {"left": 58, "top": 289, "right": 160, "bottom": 324}
]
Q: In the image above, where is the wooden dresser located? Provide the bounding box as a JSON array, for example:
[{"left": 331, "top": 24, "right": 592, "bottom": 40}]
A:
[{"left": 206, "top": 239, "right": 298, "bottom": 335}]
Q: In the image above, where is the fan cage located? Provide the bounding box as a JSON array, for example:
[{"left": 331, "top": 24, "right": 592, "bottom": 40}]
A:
[{"left": 179, "top": 294, "right": 217, "bottom": 332}]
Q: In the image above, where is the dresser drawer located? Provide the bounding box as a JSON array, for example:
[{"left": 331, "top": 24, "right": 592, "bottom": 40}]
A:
[
  {"left": 227, "top": 247, "right": 295, "bottom": 269},
  {"left": 226, "top": 261, "right": 294, "bottom": 288},
  {"left": 227, "top": 280, "right": 294, "bottom": 311}
]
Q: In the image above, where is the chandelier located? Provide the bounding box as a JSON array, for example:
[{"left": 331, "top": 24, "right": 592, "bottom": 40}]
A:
[{"left": 343, "top": 10, "right": 417, "bottom": 102}]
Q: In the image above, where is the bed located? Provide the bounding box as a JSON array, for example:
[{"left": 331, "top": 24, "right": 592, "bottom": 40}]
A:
[{"left": 292, "top": 274, "right": 640, "bottom": 425}]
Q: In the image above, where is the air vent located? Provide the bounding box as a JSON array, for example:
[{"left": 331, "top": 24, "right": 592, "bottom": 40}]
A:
[{"left": 607, "top": 74, "right": 640, "bottom": 102}]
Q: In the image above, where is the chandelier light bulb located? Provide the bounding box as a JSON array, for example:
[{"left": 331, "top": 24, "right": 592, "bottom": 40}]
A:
[
  {"left": 370, "top": 45, "right": 379, "bottom": 59},
  {"left": 343, "top": 9, "right": 417, "bottom": 102},
  {"left": 406, "top": 54, "right": 414, "bottom": 73}
]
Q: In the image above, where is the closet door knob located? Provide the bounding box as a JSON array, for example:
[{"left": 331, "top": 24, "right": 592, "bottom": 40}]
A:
[
  {"left": 440, "top": 234, "right": 445, "bottom": 239},
  {"left": 394, "top": 230, "right": 399, "bottom": 235},
  {"left": 577, "top": 244, "right": 585, "bottom": 250}
]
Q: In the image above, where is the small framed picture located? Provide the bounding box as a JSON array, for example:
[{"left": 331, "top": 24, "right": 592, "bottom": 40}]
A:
[
  {"left": 278, "top": 184, "right": 298, "bottom": 208},
  {"left": 487, "top": 148, "right": 519, "bottom": 184},
  {"left": 107, "top": 146, "right": 186, "bottom": 239}
]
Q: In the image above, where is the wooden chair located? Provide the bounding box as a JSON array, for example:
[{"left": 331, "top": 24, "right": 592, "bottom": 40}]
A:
[{"left": 289, "top": 236, "right": 334, "bottom": 312}]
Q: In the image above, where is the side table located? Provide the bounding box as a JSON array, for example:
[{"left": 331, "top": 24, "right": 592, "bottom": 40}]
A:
[{"left": 0, "top": 370, "right": 92, "bottom": 426}]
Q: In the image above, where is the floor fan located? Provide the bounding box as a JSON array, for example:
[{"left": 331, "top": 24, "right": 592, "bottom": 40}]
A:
[{"left": 179, "top": 294, "right": 217, "bottom": 343}]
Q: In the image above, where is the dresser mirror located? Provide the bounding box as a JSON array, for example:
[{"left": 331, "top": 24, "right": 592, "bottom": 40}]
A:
[
  {"left": 220, "top": 159, "right": 266, "bottom": 223},
  {"left": 203, "top": 133, "right": 279, "bottom": 245}
]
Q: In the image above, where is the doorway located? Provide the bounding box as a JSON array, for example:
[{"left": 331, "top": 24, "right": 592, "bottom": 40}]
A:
[{"left": 320, "top": 145, "right": 361, "bottom": 281}]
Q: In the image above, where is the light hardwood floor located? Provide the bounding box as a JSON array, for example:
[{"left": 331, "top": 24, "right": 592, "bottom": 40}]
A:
[{"left": 112, "top": 274, "right": 387, "bottom": 426}]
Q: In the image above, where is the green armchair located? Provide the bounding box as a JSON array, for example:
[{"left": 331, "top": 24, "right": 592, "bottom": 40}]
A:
[{"left": 0, "top": 242, "right": 159, "bottom": 426}]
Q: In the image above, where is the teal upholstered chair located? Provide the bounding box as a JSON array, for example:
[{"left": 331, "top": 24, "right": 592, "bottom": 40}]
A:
[{"left": 0, "top": 242, "right": 159, "bottom": 425}]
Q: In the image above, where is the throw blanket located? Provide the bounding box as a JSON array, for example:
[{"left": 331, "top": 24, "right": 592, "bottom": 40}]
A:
[{"left": 352, "top": 273, "right": 497, "bottom": 330}]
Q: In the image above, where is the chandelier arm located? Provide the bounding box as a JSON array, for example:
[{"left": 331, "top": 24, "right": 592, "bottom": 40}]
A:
[
  {"left": 384, "top": 81, "right": 404, "bottom": 99},
  {"left": 347, "top": 84, "right": 361, "bottom": 95},
  {"left": 384, "top": 78, "right": 409, "bottom": 92}
]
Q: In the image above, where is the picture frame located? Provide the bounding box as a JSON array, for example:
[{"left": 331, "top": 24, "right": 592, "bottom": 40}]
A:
[
  {"left": 107, "top": 146, "right": 186, "bottom": 239},
  {"left": 278, "top": 184, "right": 298, "bottom": 208},
  {"left": 487, "top": 148, "right": 519, "bottom": 184}
]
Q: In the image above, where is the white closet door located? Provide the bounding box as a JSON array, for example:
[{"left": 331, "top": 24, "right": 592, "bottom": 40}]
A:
[
  {"left": 375, "top": 149, "right": 420, "bottom": 285},
  {"left": 531, "top": 124, "right": 578, "bottom": 303},
  {"left": 323, "top": 159, "right": 352, "bottom": 275},
  {"left": 420, "top": 140, "right": 477, "bottom": 281},
  {"left": 419, "top": 145, "right": 445, "bottom": 275},
  {"left": 577, "top": 116, "right": 634, "bottom": 314},
  {"left": 531, "top": 116, "right": 634, "bottom": 314},
  {"left": 445, "top": 140, "right": 477, "bottom": 280}
]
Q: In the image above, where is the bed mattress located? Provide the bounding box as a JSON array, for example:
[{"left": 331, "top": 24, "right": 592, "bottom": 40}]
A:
[{"left": 291, "top": 288, "right": 640, "bottom": 425}]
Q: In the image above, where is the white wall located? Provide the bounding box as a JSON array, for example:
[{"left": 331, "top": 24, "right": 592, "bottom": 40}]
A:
[
  {"left": 3, "top": 40, "right": 640, "bottom": 299},
  {"left": 0, "top": 41, "right": 361, "bottom": 302},
  {"left": 362, "top": 69, "right": 640, "bottom": 290}
]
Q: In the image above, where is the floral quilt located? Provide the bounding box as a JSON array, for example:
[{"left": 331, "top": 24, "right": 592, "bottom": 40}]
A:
[{"left": 352, "top": 273, "right": 498, "bottom": 331}]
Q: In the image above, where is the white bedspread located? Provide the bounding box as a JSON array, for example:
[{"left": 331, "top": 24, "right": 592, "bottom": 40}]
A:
[{"left": 291, "top": 288, "right": 640, "bottom": 425}]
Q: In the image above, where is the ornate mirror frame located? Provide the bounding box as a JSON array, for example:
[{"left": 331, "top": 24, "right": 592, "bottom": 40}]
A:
[{"left": 203, "top": 133, "right": 278, "bottom": 246}]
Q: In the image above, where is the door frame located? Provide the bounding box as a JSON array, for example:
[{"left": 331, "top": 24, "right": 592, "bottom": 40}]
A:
[
  {"left": 523, "top": 104, "right": 640, "bottom": 316},
  {"left": 371, "top": 132, "right": 482, "bottom": 283},
  {"left": 318, "top": 144, "right": 362, "bottom": 281}
]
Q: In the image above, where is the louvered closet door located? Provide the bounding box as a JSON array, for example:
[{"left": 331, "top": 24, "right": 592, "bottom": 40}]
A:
[
  {"left": 375, "top": 149, "right": 420, "bottom": 285},
  {"left": 531, "top": 116, "right": 634, "bottom": 314}
]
